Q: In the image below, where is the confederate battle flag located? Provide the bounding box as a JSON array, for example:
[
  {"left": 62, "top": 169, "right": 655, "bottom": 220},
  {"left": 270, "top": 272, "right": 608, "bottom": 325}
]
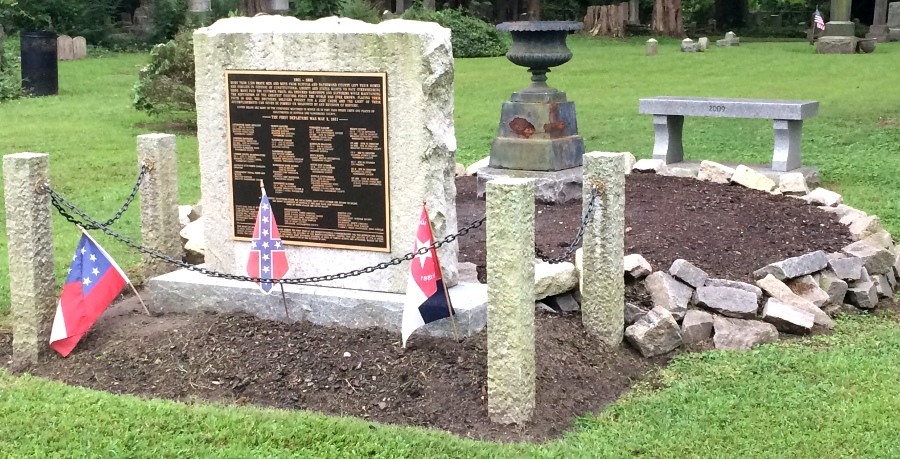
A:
[
  {"left": 402, "top": 205, "right": 455, "bottom": 347},
  {"left": 50, "top": 229, "right": 129, "bottom": 357},
  {"left": 246, "top": 187, "right": 290, "bottom": 293}
]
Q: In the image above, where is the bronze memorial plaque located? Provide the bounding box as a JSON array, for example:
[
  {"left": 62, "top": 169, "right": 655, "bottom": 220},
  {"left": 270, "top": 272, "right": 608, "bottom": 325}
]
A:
[{"left": 226, "top": 70, "right": 390, "bottom": 252}]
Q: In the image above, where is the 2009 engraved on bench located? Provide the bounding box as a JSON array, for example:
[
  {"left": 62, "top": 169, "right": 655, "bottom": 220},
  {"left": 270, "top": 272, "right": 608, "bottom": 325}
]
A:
[{"left": 709, "top": 105, "right": 726, "bottom": 112}]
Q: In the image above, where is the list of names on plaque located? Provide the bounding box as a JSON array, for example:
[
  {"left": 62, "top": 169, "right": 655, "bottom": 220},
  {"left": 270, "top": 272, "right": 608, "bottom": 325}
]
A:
[{"left": 226, "top": 70, "right": 390, "bottom": 251}]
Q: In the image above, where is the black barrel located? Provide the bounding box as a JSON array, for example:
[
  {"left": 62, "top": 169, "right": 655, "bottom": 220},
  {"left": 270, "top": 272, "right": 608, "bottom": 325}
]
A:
[{"left": 20, "top": 31, "right": 58, "bottom": 97}]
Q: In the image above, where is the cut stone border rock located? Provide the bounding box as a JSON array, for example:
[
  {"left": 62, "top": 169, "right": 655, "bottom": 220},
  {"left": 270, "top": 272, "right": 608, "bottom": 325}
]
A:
[{"left": 619, "top": 160, "right": 895, "bottom": 356}]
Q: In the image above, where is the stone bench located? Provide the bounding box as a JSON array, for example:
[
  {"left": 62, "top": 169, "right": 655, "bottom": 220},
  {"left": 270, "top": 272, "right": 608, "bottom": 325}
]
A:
[{"left": 639, "top": 96, "right": 819, "bottom": 172}]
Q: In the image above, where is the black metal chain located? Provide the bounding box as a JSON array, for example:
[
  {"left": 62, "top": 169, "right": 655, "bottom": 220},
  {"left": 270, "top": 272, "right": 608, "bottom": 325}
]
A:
[
  {"left": 44, "top": 181, "right": 485, "bottom": 285},
  {"left": 60, "top": 161, "right": 149, "bottom": 230},
  {"left": 43, "top": 162, "right": 596, "bottom": 280},
  {"left": 537, "top": 185, "right": 600, "bottom": 264}
]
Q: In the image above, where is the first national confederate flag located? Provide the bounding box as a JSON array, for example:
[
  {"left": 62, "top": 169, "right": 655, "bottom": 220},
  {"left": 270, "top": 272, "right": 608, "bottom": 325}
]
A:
[
  {"left": 246, "top": 187, "right": 289, "bottom": 293},
  {"left": 50, "top": 229, "right": 129, "bottom": 357},
  {"left": 401, "top": 205, "right": 455, "bottom": 347}
]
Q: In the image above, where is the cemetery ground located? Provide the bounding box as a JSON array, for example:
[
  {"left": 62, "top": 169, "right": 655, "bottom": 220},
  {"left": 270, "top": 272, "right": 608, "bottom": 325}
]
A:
[{"left": 1, "top": 35, "right": 900, "bottom": 456}]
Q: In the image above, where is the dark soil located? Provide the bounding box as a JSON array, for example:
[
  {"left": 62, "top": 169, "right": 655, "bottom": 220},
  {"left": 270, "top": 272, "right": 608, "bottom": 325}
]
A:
[
  {"left": 0, "top": 173, "right": 861, "bottom": 444},
  {"left": 0, "top": 296, "right": 669, "bottom": 443},
  {"left": 456, "top": 173, "right": 854, "bottom": 283}
]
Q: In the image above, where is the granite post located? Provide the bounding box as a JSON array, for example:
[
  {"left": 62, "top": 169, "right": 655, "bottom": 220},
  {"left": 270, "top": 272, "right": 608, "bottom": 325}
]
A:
[
  {"left": 486, "top": 177, "right": 535, "bottom": 424},
  {"left": 581, "top": 152, "right": 626, "bottom": 346},
  {"left": 137, "top": 134, "right": 182, "bottom": 278},
  {"left": 3, "top": 153, "right": 56, "bottom": 367}
]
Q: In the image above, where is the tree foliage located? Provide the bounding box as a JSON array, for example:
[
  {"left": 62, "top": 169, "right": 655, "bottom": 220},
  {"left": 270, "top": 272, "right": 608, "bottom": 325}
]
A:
[{"left": 133, "top": 30, "right": 195, "bottom": 117}]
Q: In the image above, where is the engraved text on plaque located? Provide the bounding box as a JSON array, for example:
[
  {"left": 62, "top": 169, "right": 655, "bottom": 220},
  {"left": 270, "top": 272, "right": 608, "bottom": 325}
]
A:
[{"left": 226, "top": 70, "right": 390, "bottom": 252}]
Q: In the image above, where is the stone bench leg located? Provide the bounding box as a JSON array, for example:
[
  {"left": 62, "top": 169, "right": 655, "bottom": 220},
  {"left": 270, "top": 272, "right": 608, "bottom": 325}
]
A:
[
  {"left": 772, "top": 119, "right": 802, "bottom": 172},
  {"left": 651, "top": 115, "right": 684, "bottom": 164}
]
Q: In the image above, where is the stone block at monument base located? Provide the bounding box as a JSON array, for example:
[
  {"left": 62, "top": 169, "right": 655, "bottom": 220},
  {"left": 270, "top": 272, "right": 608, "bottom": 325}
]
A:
[
  {"left": 817, "top": 36, "right": 859, "bottom": 54},
  {"left": 149, "top": 269, "right": 487, "bottom": 338},
  {"left": 476, "top": 166, "right": 583, "bottom": 204}
]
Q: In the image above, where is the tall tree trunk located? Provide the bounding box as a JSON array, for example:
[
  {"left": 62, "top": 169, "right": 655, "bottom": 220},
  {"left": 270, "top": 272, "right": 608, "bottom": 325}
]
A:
[
  {"left": 240, "top": 0, "right": 268, "bottom": 16},
  {"left": 651, "top": 0, "right": 683, "bottom": 37},
  {"left": 527, "top": 0, "right": 540, "bottom": 20}
]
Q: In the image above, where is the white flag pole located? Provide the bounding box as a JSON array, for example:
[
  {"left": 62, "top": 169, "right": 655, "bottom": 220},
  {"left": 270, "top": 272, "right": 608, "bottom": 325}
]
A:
[{"left": 129, "top": 283, "right": 151, "bottom": 316}]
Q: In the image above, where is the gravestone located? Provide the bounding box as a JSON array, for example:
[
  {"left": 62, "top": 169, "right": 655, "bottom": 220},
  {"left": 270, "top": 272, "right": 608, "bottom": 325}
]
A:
[
  {"left": 698, "top": 37, "right": 709, "bottom": 49},
  {"left": 57, "top": 35, "right": 74, "bottom": 61},
  {"left": 72, "top": 36, "right": 86, "bottom": 60},
  {"left": 646, "top": 38, "right": 658, "bottom": 56},
  {"left": 818, "top": 0, "right": 858, "bottom": 53},
  {"left": 189, "top": 0, "right": 211, "bottom": 12},
  {"left": 269, "top": 0, "right": 289, "bottom": 13},
  {"left": 150, "top": 16, "right": 486, "bottom": 338},
  {"left": 681, "top": 38, "right": 701, "bottom": 52},
  {"left": 716, "top": 31, "right": 740, "bottom": 46},
  {"left": 866, "top": 0, "right": 889, "bottom": 42},
  {"left": 889, "top": 2, "right": 900, "bottom": 41},
  {"left": 628, "top": 0, "right": 640, "bottom": 24}
]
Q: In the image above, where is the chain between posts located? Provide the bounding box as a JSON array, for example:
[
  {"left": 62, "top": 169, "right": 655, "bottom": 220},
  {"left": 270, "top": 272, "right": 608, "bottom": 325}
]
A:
[
  {"left": 537, "top": 184, "right": 600, "bottom": 264},
  {"left": 44, "top": 181, "right": 486, "bottom": 285},
  {"left": 44, "top": 161, "right": 150, "bottom": 230},
  {"left": 42, "top": 163, "right": 595, "bottom": 281}
]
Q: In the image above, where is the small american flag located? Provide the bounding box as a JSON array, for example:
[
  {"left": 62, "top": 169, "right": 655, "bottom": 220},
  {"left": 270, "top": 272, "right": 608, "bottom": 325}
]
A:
[
  {"left": 246, "top": 187, "right": 290, "bottom": 293},
  {"left": 814, "top": 9, "right": 826, "bottom": 30}
]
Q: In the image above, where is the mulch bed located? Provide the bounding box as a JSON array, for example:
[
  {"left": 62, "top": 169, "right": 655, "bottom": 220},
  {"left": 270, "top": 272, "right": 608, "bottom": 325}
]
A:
[
  {"left": 457, "top": 173, "right": 853, "bottom": 284},
  {"left": 0, "top": 173, "right": 857, "bottom": 443},
  {"left": 0, "top": 299, "right": 671, "bottom": 443}
]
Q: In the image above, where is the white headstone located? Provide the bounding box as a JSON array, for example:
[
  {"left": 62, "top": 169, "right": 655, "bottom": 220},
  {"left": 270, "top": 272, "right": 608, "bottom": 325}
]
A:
[
  {"left": 57, "top": 35, "right": 74, "bottom": 61},
  {"left": 646, "top": 38, "right": 658, "bottom": 56},
  {"left": 72, "top": 36, "right": 87, "bottom": 60},
  {"left": 193, "top": 16, "right": 458, "bottom": 294}
]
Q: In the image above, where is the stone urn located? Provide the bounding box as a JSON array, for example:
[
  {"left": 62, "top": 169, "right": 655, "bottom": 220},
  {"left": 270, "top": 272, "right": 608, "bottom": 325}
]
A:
[
  {"left": 487, "top": 21, "right": 585, "bottom": 174},
  {"left": 858, "top": 38, "right": 877, "bottom": 53},
  {"left": 496, "top": 21, "right": 583, "bottom": 100}
]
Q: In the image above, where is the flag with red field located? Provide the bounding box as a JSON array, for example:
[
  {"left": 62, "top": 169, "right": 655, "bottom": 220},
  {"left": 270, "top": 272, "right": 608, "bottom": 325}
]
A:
[
  {"left": 50, "top": 229, "right": 129, "bottom": 357},
  {"left": 814, "top": 9, "right": 826, "bottom": 30},
  {"left": 402, "top": 205, "right": 455, "bottom": 347},
  {"left": 246, "top": 188, "right": 290, "bottom": 293}
]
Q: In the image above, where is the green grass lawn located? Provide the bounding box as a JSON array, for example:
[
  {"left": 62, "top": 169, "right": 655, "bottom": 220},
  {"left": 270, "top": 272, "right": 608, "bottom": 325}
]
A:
[
  {"left": 1, "top": 38, "right": 899, "bottom": 315},
  {"left": 2, "top": 315, "right": 900, "bottom": 457}
]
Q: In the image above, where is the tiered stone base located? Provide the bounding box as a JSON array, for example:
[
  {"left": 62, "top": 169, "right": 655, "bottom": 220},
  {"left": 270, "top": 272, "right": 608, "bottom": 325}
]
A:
[{"left": 149, "top": 269, "right": 487, "bottom": 338}]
